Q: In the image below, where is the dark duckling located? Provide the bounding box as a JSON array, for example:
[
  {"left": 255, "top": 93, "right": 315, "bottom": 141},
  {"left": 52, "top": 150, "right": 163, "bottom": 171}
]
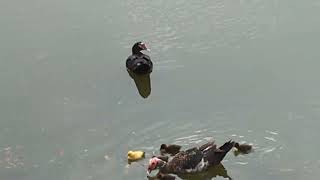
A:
[
  {"left": 234, "top": 142, "right": 253, "bottom": 154},
  {"left": 160, "top": 144, "right": 181, "bottom": 156},
  {"left": 126, "top": 42, "right": 153, "bottom": 75}
]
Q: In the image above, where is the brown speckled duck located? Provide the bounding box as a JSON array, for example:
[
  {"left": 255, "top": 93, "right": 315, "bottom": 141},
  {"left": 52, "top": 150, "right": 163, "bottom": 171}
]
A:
[{"left": 148, "top": 141, "right": 235, "bottom": 175}]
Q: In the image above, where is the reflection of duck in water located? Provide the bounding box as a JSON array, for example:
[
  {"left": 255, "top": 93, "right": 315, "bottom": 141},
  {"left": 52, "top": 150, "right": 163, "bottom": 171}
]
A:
[
  {"left": 148, "top": 163, "right": 231, "bottom": 180},
  {"left": 147, "top": 141, "right": 235, "bottom": 175},
  {"left": 178, "top": 163, "right": 232, "bottom": 180},
  {"left": 148, "top": 173, "right": 176, "bottom": 180},
  {"left": 126, "top": 42, "right": 153, "bottom": 75}
]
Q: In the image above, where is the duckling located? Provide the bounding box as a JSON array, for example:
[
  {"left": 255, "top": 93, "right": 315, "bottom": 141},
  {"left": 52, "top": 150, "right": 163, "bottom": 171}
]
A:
[
  {"left": 160, "top": 144, "right": 181, "bottom": 156},
  {"left": 127, "top": 150, "right": 145, "bottom": 162},
  {"left": 234, "top": 143, "right": 253, "bottom": 154}
]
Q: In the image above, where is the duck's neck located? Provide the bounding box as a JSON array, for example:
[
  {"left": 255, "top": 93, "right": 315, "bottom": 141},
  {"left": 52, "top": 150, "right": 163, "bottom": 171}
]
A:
[
  {"left": 132, "top": 46, "right": 143, "bottom": 55},
  {"left": 159, "top": 163, "right": 171, "bottom": 174},
  {"left": 132, "top": 51, "right": 143, "bottom": 56}
]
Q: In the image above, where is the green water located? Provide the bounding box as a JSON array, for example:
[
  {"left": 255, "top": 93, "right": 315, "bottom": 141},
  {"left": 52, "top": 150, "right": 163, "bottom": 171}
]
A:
[{"left": 1, "top": 0, "right": 320, "bottom": 179}]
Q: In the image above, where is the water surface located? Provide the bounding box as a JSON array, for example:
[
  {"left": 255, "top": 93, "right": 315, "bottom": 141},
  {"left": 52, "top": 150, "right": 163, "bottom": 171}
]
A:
[{"left": 1, "top": 0, "right": 320, "bottom": 179}]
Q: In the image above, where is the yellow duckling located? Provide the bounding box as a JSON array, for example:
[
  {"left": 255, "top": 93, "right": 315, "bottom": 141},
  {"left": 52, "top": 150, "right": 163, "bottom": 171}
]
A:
[{"left": 127, "top": 150, "right": 145, "bottom": 162}]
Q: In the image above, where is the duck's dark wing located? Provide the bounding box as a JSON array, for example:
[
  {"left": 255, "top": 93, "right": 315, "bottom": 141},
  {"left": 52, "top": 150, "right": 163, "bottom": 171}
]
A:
[
  {"left": 199, "top": 141, "right": 217, "bottom": 152},
  {"left": 166, "top": 148, "right": 204, "bottom": 172},
  {"left": 126, "top": 55, "right": 138, "bottom": 70},
  {"left": 141, "top": 54, "right": 153, "bottom": 71},
  {"left": 141, "top": 54, "right": 151, "bottom": 61}
]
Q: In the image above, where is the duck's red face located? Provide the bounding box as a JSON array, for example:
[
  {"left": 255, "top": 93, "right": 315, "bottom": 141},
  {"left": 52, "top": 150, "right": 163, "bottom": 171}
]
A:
[
  {"left": 147, "top": 157, "right": 161, "bottom": 174},
  {"left": 139, "top": 42, "right": 150, "bottom": 51}
]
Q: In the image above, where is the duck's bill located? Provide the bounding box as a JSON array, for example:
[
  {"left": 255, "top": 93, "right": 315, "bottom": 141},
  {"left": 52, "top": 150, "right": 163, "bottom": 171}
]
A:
[
  {"left": 140, "top": 43, "right": 150, "bottom": 52},
  {"left": 147, "top": 169, "right": 151, "bottom": 175},
  {"left": 147, "top": 169, "right": 159, "bottom": 177}
]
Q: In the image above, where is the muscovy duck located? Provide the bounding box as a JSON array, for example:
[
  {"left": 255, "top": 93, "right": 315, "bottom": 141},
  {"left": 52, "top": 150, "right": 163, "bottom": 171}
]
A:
[
  {"left": 147, "top": 140, "right": 235, "bottom": 175},
  {"left": 126, "top": 42, "right": 153, "bottom": 75}
]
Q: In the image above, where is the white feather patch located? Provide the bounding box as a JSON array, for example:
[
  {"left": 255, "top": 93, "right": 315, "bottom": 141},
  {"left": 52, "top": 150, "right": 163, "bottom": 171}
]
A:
[{"left": 185, "top": 158, "right": 209, "bottom": 173}]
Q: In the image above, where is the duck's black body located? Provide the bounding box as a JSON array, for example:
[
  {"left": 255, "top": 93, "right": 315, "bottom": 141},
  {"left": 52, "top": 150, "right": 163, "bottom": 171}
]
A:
[
  {"left": 154, "top": 141, "right": 235, "bottom": 175},
  {"left": 126, "top": 42, "right": 153, "bottom": 75},
  {"left": 126, "top": 54, "right": 153, "bottom": 75}
]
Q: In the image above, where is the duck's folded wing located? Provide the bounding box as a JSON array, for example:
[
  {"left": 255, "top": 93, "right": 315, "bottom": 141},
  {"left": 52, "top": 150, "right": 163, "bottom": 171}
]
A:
[
  {"left": 168, "top": 149, "right": 204, "bottom": 171},
  {"left": 126, "top": 55, "right": 137, "bottom": 68},
  {"left": 141, "top": 54, "right": 151, "bottom": 61},
  {"left": 142, "top": 54, "right": 153, "bottom": 69},
  {"left": 199, "top": 141, "right": 218, "bottom": 152}
]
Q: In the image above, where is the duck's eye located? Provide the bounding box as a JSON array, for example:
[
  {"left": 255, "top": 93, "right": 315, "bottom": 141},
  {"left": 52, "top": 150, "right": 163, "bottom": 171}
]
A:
[{"left": 151, "top": 162, "right": 157, "bottom": 168}]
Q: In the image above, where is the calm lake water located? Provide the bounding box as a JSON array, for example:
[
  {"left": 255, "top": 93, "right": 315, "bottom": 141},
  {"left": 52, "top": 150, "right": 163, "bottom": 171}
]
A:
[{"left": 1, "top": 0, "right": 320, "bottom": 179}]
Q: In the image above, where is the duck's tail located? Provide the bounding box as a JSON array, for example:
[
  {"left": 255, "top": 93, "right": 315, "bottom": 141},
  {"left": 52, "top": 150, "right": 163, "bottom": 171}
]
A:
[
  {"left": 219, "top": 140, "right": 236, "bottom": 152},
  {"left": 205, "top": 140, "right": 235, "bottom": 166}
]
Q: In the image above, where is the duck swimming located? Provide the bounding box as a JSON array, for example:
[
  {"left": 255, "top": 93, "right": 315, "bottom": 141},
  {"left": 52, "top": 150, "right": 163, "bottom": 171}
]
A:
[
  {"left": 126, "top": 42, "right": 153, "bottom": 75},
  {"left": 127, "top": 150, "right": 145, "bottom": 162},
  {"left": 147, "top": 140, "right": 235, "bottom": 175},
  {"left": 160, "top": 144, "right": 181, "bottom": 156},
  {"left": 234, "top": 142, "right": 253, "bottom": 154}
]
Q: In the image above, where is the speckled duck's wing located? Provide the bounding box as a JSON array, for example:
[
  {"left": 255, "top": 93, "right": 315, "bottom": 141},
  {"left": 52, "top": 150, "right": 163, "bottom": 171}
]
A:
[
  {"left": 198, "top": 141, "right": 217, "bottom": 152},
  {"left": 166, "top": 148, "right": 204, "bottom": 173}
]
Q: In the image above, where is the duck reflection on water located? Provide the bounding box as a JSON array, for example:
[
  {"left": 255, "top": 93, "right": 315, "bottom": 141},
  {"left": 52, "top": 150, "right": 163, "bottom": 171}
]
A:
[
  {"left": 127, "top": 70, "right": 151, "bottom": 98},
  {"left": 147, "top": 163, "right": 232, "bottom": 180}
]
